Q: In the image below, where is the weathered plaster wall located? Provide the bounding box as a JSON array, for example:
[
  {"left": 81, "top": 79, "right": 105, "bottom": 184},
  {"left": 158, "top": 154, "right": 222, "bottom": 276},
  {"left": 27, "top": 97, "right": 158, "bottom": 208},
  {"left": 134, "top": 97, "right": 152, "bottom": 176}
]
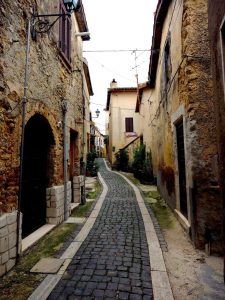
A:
[
  {"left": 207, "top": 0, "right": 225, "bottom": 253},
  {"left": 121, "top": 136, "right": 141, "bottom": 169},
  {"left": 181, "top": 0, "right": 220, "bottom": 252},
  {"left": 145, "top": 0, "right": 184, "bottom": 210},
  {"left": 139, "top": 87, "right": 157, "bottom": 175},
  {"left": 145, "top": 0, "right": 222, "bottom": 252}
]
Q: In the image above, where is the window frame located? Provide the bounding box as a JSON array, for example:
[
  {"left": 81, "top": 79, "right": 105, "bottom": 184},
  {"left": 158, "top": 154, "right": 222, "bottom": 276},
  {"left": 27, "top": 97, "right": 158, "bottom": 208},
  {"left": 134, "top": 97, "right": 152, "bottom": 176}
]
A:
[
  {"left": 125, "top": 117, "right": 134, "bottom": 132},
  {"left": 164, "top": 34, "right": 172, "bottom": 84}
]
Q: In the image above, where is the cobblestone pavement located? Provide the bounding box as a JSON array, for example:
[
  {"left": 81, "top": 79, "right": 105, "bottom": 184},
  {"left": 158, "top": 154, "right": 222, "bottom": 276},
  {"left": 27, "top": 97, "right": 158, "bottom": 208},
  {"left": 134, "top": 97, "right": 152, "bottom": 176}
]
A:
[{"left": 48, "top": 159, "right": 153, "bottom": 300}]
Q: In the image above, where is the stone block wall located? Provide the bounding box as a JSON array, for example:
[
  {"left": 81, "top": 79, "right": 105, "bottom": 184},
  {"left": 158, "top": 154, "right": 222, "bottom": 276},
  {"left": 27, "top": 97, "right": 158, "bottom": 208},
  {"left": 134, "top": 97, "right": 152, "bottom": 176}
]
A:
[
  {"left": 0, "top": 0, "right": 84, "bottom": 214},
  {"left": 0, "top": 211, "right": 21, "bottom": 277},
  {"left": 207, "top": 0, "right": 225, "bottom": 254},
  {"left": 0, "top": 0, "right": 91, "bottom": 277},
  {"left": 73, "top": 175, "right": 85, "bottom": 203},
  {"left": 46, "top": 182, "right": 71, "bottom": 224}
]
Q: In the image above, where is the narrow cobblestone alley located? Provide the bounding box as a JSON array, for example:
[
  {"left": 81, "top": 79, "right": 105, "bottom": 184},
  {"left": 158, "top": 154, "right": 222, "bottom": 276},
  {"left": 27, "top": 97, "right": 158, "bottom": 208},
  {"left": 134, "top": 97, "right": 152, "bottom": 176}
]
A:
[{"left": 47, "top": 159, "right": 153, "bottom": 300}]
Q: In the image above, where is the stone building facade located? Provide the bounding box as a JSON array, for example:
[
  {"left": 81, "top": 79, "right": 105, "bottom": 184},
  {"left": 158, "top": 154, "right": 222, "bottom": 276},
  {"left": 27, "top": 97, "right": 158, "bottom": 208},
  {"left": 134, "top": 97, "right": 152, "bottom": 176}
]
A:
[
  {"left": 0, "top": 0, "right": 92, "bottom": 276},
  {"left": 207, "top": 0, "right": 225, "bottom": 254},
  {"left": 137, "top": 0, "right": 224, "bottom": 253}
]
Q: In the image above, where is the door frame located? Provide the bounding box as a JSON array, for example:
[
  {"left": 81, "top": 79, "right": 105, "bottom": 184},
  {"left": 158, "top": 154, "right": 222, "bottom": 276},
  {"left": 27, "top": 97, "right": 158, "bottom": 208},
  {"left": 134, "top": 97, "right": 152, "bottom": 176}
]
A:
[
  {"left": 21, "top": 114, "right": 55, "bottom": 238},
  {"left": 172, "top": 105, "right": 191, "bottom": 226}
]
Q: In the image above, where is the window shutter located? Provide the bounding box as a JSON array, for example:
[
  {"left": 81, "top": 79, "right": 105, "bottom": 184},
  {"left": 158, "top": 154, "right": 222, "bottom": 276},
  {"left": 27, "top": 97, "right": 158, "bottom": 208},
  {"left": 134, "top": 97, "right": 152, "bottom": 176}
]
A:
[{"left": 58, "top": 0, "right": 72, "bottom": 64}]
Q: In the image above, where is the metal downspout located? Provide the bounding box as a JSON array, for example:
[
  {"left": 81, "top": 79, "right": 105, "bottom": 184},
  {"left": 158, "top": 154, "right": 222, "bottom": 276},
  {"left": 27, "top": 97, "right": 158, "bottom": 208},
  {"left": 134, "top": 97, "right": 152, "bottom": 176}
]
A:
[
  {"left": 62, "top": 100, "right": 68, "bottom": 220},
  {"left": 81, "top": 72, "right": 86, "bottom": 205},
  {"left": 16, "top": 19, "right": 31, "bottom": 261}
]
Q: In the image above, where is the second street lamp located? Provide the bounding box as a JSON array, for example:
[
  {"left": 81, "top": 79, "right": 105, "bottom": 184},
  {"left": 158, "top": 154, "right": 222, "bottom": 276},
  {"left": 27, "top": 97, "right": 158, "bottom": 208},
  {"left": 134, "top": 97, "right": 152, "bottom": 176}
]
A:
[
  {"left": 95, "top": 109, "right": 100, "bottom": 118},
  {"left": 64, "top": 0, "right": 79, "bottom": 12},
  {"left": 92, "top": 109, "right": 100, "bottom": 119}
]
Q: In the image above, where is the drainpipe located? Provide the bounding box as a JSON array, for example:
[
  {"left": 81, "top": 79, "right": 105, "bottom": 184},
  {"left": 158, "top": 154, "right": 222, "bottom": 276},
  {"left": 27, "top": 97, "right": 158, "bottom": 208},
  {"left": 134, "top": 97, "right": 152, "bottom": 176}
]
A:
[
  {"left": 81, "top": 72, "right": 86, "bottom": 205},
  {"left": 16, "top": 19, "right": 31, "bottom": 262},
  {"left": 62, "top": 100, "right": 68, "bottom": 220},
  {"left": 72, "top": 67, "right": 86, "bottom": 205}
]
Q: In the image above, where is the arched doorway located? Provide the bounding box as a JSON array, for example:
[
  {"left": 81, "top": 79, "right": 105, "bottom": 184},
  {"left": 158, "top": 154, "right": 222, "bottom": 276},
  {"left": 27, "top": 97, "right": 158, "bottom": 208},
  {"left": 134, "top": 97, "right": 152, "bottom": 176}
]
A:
[{"left": 21, "top": 114, "right": 55, "bottom": 238}]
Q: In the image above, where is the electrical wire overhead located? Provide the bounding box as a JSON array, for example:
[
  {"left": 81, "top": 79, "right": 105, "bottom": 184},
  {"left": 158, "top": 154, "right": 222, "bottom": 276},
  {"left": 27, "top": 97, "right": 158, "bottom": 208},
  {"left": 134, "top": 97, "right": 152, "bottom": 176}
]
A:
[{"left": 83, "top": 49, "right": 151, "bottom": 53}]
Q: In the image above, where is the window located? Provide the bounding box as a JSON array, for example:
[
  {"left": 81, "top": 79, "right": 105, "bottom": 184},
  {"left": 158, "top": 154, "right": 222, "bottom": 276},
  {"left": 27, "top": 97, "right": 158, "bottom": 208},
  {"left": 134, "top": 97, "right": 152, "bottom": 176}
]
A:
[
  {"left": 59, "top": 0, "right": 71, "bottom": 64},
  {"left": 125, "top": 118, "right": 133, "bottom": 132},
  {"left": 164, "top": 36, "right": 172, "bottom": 84},
  {"left": 161, "top": 34, "right": 172, "bottom": 101}
]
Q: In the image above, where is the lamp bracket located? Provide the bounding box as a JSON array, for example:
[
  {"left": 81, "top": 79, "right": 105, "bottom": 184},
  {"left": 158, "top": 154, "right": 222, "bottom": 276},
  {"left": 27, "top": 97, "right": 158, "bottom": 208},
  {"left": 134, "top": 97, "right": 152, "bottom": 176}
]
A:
[{"left": 32, "top": 13, "right": 71, "bottom": 34}]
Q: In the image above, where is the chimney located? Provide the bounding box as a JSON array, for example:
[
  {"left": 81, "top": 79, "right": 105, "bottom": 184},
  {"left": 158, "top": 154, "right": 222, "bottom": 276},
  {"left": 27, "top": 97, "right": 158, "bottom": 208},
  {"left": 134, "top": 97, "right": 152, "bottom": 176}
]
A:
[{"left": 110, "top": 78, "right": 117, "bottom": 88}]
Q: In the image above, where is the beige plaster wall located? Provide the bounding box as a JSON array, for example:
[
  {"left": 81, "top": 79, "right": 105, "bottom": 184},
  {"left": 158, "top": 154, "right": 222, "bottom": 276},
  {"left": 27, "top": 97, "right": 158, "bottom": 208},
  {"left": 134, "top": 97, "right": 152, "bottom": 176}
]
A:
[{"left": 109, "top": 91, "right": 140, "bottom": 164}]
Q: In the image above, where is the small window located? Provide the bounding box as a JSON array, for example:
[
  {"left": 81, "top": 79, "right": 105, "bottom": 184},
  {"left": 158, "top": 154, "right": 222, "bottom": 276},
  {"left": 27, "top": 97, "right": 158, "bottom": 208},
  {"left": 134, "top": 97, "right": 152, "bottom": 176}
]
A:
[
  {"left": 125, "top": 118, "right": 134, "bottom": 132},
  {"left": 59, "top": 0, "right": 71, "bottom": 64},
  {"left": 164, "top": 37, "right": 172, "bottom": 84}
]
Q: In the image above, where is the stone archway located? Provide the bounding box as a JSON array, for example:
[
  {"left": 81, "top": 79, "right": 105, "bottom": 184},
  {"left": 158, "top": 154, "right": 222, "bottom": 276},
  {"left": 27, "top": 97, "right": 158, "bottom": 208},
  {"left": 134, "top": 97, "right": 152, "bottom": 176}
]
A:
[{"left": 21, "top": 114, "right": 55, "bottom": 238}]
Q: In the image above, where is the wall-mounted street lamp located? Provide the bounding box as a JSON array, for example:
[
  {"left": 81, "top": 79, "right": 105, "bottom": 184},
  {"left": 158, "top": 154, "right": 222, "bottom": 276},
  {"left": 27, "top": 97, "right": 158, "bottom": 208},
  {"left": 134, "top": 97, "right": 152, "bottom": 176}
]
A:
[
  {"left": 64, "top": 0, "right": 79, "bottom": 12},
  {"left": 92, "top": 109, "right": 100, "bottom": 119},
  {"left": 95, "top": 109, "right": 100, "bottom": 118},
  {"left": 32, "top": 0, "right": 79, "bottom": 34}
]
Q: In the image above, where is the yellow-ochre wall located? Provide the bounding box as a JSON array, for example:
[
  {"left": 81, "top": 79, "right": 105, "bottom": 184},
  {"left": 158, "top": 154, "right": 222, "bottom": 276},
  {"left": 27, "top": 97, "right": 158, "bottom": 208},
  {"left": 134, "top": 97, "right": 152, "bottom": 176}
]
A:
[
  {"left": 139, "top": 0, "right": 222, "bottom": 253},
  {"left": 140, "top": 0, "right": 183, "bottom": 184}
]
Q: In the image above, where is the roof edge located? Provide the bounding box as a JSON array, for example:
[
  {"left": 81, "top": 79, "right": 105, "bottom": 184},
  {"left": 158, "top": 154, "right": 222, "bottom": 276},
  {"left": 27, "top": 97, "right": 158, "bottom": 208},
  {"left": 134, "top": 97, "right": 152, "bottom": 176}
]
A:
[
  {"left": 75, "top": 0, "right": 90, "bottom": 41},
  {"left": 106, "top": 87, "right": 137, "bottom": 111},
  {"left": 148, "top": 0, "right": 171, "bottom": 86}
]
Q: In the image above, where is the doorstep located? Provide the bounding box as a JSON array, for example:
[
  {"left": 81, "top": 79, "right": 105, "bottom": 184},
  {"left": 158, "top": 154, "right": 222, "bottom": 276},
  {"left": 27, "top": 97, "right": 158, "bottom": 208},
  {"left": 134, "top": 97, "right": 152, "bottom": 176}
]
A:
[
  {"left": 71, "top": 203, "right": 80, "bottom": 211},
  {"left": 64, "top": 217, "right": 86, "bottom": 224},
  {"left": 22, "top": 224, "right": 56, "bottom": 252}
]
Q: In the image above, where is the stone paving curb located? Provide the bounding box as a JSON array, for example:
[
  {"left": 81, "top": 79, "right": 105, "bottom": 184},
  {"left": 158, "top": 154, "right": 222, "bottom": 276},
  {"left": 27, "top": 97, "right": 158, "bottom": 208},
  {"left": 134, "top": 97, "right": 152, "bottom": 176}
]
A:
[
  {"left": 28, "top": 172, "right": 108, "bottom": 300},
  {"left": 138, "top": 186, "right": 168, "bottom": 252},
  {"left": 103, "top": 160, "right": 174, "bottom": 300}
]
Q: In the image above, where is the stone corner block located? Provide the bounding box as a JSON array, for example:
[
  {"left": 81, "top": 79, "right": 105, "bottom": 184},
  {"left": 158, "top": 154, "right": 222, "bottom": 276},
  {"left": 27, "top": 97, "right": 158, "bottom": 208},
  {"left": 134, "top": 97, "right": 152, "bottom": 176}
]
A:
[
  {"left": 0, "top": 236, "right": 9, "bottom": 254},
  {"left": 7, "top": 211, "right": 17, "bottom": 225},
  {"left": 0, "top": 215, "right": 7, "bottom": 229},
  {"left": 0, "top": 264, "right": 6, "bottom": 277},
  {"left": 6, "top": 258, "right": 16, "bottom": 272}
]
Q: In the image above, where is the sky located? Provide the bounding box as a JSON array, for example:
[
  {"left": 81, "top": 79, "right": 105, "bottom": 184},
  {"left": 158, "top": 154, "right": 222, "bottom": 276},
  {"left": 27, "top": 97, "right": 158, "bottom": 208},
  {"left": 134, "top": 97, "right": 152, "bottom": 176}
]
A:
[{"left": 82, "top": 0, "right": 159, "bottom": 134}]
